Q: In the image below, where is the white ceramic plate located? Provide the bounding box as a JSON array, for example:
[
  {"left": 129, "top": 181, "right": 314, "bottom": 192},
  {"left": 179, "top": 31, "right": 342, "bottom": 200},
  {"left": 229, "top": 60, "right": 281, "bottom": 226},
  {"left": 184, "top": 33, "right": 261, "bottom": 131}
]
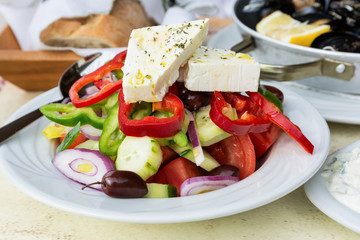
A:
[
  {"left": 305, "top": 140, "right": 360, "bottom": 234},
  {"left": 0, "top": 82, "right": 329, "bottom": 223},
  {"left": 208, "top": 24, "right": 360, "bottom": 125}
]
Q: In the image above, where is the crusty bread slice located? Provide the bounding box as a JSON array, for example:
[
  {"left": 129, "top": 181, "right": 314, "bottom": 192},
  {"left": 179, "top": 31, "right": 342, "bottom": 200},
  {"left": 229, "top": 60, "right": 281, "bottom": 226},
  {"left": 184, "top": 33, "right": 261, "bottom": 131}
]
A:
[{"left": 40, "top": 0, "right": 153, "bottom": 48}]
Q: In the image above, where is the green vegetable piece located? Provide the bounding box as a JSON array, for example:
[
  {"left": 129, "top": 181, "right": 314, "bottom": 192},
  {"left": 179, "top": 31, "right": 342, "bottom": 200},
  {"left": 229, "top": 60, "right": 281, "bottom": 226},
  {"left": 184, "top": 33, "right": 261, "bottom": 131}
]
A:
[
  {"left": 131, "top": 102, "right": 152, "bottom": 120},
  {"left": 99, "top": 103, "right": 125, "bottom": 157},
  {"left": 170, "top": 143, "right": 220, "bottom": 171},
  {"left": 102, "top": 92, "right": 119, "bottom": 115},
  {"left": 75, "top": 139, "right": 99, "bottom": 151},
  {"left": 195, "top": 107, "right": 231, "bottom": 146},
  {"left": 173, "top": 131, "right": 188, "bottom": 147},
  {"left": 56, "top": 122, "right": 80, "bottom": 154},
  {"left": 112, "top": 69, "right": 124, "bottom": 80},
  {"left": 143, "top": 183, "right": 177, "bottom": 198},
  {"left": 116, "top": 136, "right": 162, "bottom": 181},
  {"left": 40, "top": 103, "right": 104, "bottom": 129},
  {"left": 258, "top": 87, "right": 283, "bottom": 112}
]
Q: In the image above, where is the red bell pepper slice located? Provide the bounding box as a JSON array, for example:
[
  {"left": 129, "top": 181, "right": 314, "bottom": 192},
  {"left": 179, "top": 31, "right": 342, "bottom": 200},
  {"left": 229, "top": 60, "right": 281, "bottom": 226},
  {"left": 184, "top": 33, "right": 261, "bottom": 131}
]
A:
[
  {"left": 246, "top": 91, "right": 314, "bottom": 154},
  {"left": 209, "top": 91, "right": 272, "bottom": 135},
  {"left": 69, "top": 50, "right": 127, "bottom": 108},
  {"left": 118, "top": 90, "right": 185, "bottom": 138}
]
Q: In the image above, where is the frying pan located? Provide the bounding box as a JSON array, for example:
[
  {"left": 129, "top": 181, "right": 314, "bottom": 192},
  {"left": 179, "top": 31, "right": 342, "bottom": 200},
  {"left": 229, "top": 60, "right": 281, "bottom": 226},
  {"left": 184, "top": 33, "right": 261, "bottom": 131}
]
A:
[{"left": 232, "top": 0, "right": 360, "bottom": 95}]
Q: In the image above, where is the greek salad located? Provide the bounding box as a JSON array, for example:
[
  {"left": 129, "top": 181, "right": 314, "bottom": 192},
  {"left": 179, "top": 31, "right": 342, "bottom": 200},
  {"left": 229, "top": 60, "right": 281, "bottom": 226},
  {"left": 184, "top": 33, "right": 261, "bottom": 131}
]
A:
[{"left": 40, "top": 19, "right": 314, "bottom": 199}]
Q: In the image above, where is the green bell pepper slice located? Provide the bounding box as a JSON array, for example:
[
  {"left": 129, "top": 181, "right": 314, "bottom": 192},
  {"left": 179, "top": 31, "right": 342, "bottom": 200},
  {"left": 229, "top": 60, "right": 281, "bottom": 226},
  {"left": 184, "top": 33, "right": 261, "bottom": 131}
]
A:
[
  {"left": 99, "top": 102, "right": 125, "bottom": 157},
  {"left": 40, "top": 103, "right": 104, "bottom": 129}
]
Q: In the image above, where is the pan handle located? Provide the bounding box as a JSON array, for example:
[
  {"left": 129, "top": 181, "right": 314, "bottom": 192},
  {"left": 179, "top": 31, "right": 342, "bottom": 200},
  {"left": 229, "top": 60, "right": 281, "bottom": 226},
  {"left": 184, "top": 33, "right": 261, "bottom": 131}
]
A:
[{"left": 230, "top": 34, "right": 355, "bottom": 81}]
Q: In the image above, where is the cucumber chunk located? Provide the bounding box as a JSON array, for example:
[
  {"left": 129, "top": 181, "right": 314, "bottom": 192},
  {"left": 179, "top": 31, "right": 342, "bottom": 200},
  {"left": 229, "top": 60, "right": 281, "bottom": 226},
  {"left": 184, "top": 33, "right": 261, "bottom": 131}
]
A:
[
  {"left": 170, "top": 143, "right": 220, "bottom": 171},
  {"left": 75, "top": 140, "right": 99, "bottom": 151},
  {"left": 195, "top": 107, "right": 231, "bottom": 146},
  {"left": 116, "top": 136, "right": 162, "bottom": 181},
  {"left": 143, "top": 183, "right": 177, "bottom": 198}
]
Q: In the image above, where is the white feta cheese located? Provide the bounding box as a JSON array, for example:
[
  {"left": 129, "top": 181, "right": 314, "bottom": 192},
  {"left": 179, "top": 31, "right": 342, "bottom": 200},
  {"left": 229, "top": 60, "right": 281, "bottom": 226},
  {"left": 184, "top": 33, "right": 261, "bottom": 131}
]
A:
[
  {"left": 122, "top": 19, "right": 209, "bottom": 103},
  {"left": 184, "top": 46, "right": 260, "bottom": 92}
]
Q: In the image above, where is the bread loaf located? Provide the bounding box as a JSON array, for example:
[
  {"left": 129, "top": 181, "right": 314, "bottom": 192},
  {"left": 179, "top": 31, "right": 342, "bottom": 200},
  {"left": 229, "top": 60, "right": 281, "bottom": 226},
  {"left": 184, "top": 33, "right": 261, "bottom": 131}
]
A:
[{"left": 40, "top": 0, "right": 154, "bottom": 48}]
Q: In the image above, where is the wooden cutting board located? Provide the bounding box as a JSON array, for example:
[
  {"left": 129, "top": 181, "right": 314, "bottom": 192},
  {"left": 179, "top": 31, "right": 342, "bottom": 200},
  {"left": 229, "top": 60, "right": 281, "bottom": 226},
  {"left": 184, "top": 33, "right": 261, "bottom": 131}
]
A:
[{"left": 0, "top": 25, "right": 80, "bottom": 91}]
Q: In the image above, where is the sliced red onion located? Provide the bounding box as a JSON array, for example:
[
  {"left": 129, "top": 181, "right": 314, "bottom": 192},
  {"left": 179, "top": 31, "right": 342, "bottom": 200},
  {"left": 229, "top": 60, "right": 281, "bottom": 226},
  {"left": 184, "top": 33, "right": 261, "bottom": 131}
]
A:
[
  {"left": 80, "top": 124, "right": 102, "bottom": 141},
  {"left": 81, "top": 85, "right": 100, "bottom": 99},
  {"left": 180, "top": 175, "right": 239, "bottom": 196},
  {"left": 187, "top": 111, "right": 204, "bottom": 166},
  {"left": 184, "top": 108, "right": 195, "bottom": 121},
  {"left": 52, "top": 149, "right": 115, "bottom": 190},
  {"left": 102, "top": 71, "right": 118, "bottom": 83},
  {"left": 61, "top": 97, "right": 72, "bottom": 104}
]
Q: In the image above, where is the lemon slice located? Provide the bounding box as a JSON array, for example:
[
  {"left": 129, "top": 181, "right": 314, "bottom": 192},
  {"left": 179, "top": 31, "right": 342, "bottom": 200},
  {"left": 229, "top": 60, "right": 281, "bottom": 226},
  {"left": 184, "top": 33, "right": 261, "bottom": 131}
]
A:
[
  {"left": 256, "top": 10, "right": 298, "bottom": 34},
  {"left": 256, "top": 10, "right": 331, "bottom": 47}
]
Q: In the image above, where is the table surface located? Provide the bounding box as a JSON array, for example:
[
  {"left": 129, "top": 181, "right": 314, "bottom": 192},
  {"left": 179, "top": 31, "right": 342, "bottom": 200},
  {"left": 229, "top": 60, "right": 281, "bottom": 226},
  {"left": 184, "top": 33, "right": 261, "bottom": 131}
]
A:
[{"left": 1, "top": 17, "right": 360, "bottom": 240}]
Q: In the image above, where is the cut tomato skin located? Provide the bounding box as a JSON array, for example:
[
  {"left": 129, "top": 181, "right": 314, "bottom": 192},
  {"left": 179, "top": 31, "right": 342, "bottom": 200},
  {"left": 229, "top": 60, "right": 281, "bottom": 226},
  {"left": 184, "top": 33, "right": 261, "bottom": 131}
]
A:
[
  {"left": 206, "top": 134, "right": 256, "bottom": 180},
  {"left": 160, "top": 146, "right": 178, "bottom": 164},
  {"left": 151, "top": 157, "right": 207, "bottom": 196},
  {"left": 59, "top": 132, "right": 88, "bottom": 149},
  {"left": 246, "top": 91, "right": 314, "bottom": 154},
  {"left": 249, "top": 123, "right": 282, "bottom": 159}
]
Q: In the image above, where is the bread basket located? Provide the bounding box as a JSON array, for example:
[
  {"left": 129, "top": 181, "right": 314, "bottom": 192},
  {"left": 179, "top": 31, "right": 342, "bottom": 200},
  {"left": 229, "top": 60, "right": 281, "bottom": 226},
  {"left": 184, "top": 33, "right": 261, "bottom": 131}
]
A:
[{"left": 232, "top": 0, "right": 360, "bottom": 95}]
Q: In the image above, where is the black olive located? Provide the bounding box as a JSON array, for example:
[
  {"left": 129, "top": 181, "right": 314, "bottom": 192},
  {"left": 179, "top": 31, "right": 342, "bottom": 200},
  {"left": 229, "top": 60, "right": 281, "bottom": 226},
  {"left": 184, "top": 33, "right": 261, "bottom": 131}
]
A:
[
  {"left": 261, "top": 84, "right": 284, "bottom": 103},
  {"left": 178, "top": 82, "right": 212, "bottom": 111},
  {"left": 83, "top": 170, "right": 148, "bottom": 198}
]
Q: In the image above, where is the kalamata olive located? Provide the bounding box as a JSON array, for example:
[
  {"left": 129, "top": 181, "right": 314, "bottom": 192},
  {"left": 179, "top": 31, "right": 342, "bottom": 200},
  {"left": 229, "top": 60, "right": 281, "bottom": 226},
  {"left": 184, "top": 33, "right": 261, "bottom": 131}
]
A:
[
  {"left": 261, "top": 84, "right": 284, "bottom": 103},
  {"left": 178, "top": 82, "right": 212, "bottom": 111},
  {"left": 209, "top": 165, "right": 240, "bottom": 178},
  {"left": 82, "top": 170, "right": 148, "bottom": 198}
]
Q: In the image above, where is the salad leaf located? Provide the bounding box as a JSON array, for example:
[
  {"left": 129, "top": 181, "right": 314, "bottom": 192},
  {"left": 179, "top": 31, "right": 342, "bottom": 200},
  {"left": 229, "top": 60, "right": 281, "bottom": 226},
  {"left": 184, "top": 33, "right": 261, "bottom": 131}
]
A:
[{"left": 56, "top": 122, "right": 81, "bottom": 154}]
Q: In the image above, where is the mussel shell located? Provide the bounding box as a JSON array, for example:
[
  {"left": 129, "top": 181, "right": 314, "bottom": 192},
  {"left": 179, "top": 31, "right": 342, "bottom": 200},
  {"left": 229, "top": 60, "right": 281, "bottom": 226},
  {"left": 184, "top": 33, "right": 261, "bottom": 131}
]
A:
[{"left": 311, "top": 31, "right": 360, "bottom": 53}]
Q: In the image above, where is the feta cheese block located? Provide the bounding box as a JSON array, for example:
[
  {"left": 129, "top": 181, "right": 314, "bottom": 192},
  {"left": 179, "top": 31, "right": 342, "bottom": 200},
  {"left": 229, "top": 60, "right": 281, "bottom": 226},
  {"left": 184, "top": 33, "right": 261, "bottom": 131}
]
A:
[
  {"left": 122, "top": 19, "right": 209, "bottom": 103},
  {"left": 184, "top": 46, "right": 260, "bottom": 92}
]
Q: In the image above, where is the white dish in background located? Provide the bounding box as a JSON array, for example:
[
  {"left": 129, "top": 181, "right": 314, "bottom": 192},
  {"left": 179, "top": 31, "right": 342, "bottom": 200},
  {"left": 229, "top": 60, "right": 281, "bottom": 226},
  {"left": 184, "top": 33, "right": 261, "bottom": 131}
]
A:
[
  {"left": 207, "top": 24, "right": 360, "bottom": 125},
  {"left": 305, "top": 140, "right": 360, "bottom": 234},
  {"left": 0, "top": 82, "right": 329, "bottom": 223}
]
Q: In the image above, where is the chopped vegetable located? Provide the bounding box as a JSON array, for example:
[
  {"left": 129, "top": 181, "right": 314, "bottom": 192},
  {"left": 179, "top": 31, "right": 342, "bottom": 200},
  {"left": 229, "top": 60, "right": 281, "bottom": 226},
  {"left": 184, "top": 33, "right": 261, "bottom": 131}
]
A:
[
  {"left": 118, "top": 91, "right": 185, "bottom": 138},
  {"left": 116, "top": 136, "right": 162, "bottom": 181},
  {"left": 246, "top": 91, "right": 314, "bottom": 154},
  {"left": 151, "top": 157, "right": 207, "bottom": 196},
  {"left": 56, "top": 122, "right": 81, "bottom": 153},
  {"left": 180, "top": 175, "right": 239, "bottom": 196},
  {"left": 80, "top": 124, "right": 102, "bottom": 141},
  {"left": 82, "top": 170, "right": 148, "bottom": 198},
  {"left": 42, "top": 122, "right": 69, "bottom": 139},
  {"left": 187, "top": 112, "right": 205, "bottom": 166},
  {"left": 99, "top": 102, "right": 125, "bottom": 157},
  {"left": 52, "top": 148, "right": 115, "bottom": 190},
  {"left": 40, "top": 103, "right": 104, "bottom": 129},
  {"left": 69, "top": 50, "right": 127, "bottom": 108},
  {"left": 205, "top": 134, "right": 256, "bottom": 180},
  {"left": 210, "top": 92, "right": 271, "bottom": 135}
]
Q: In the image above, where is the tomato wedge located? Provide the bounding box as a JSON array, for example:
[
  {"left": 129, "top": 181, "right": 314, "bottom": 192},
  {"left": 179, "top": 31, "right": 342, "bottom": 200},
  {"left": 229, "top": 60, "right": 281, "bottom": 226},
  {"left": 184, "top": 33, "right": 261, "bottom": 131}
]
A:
[
  {"left": 246, "top": 91, "right": 314, "bottom": 154},
  {"left": 151, "top": 157, "right": 207, "bottom": 196},
  {"left": 249, "top": 123, "right": 282, "bottom": 159},
  {"left": 205, "top": 134, "right": 256, "bottom": 180},
  {"left": 160, "top": 146, "right": 178, "bottom": 164}
]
